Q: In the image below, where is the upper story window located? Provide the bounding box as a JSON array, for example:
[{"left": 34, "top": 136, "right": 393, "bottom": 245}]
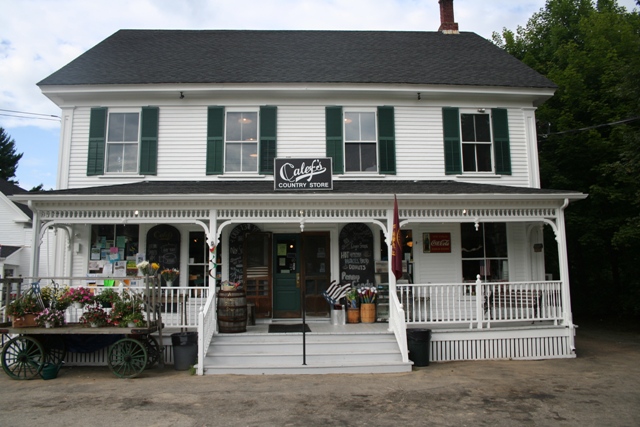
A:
[
  {"left": 461, "top": 112, "right": 492, "bottom": 173},
  {"left": 442, "top": 107, "right": 511, "bottom": 176},
  {"left": 225, "top": 111, "right": 258, "bottom": 172},
  {"left": 87, "top": 107, "right": 158, "bottom": 177},
  {"left": 344, "top": 111, "right": 377, "bottom": 172},
  {"left": 106, "top": 112, "right": 140, "bottom": 173}
]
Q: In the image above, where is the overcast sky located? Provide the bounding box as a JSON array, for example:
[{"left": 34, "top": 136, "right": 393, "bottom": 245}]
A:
[{"left": 1, "top": 0, "right": 637, "bottom": 190}]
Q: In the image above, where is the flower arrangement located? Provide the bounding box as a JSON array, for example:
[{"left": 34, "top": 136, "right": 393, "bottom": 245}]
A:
[
  {"left": 35, "top": 308, "right": 66, "bottom": 327},
  {"left": 95, "top": 288, "right": 120, "bottom": 308},
  {"left": 109, "top": 290, "right": 144, "bottom": 327},
  {"left": 6, "top": 292, "right": 44, "bottom": 317},
  {"left": 137, "top": 261, "right": 160, "bottom": 276},
  {"left": 221, "top": 280, "right": 241, "bottom": 291},
  {"left": 63, "top": 286, "right": 94, "bottom": 306},
  {"left": 346, "top": 289, "right": 359, "bottom": 309},
  {"left": 40, "top": 285, "right": 71, "bottom": 311},
  {"left": 160, "top": 268, "right": 179, "bottom": 282},
  {"left": 80, "top": 305, "right": 109, "bottom": 327},
  {"left": 358, "top": 287, "right": 377, "bottom": 304},
  {"left": 122, "top": 311, "right": 146, "bottom": 327}
]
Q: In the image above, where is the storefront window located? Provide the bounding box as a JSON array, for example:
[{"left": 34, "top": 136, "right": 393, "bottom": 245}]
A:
[
  {"left": 89, "top": 224, "right": 139, "bottom": 275},
  {"left": 461, "top": 223, "right": 508, "bottom": 282}
]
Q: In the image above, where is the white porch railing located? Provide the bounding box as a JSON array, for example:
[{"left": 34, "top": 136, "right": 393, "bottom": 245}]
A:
[
  {"left": 397, "top": 280, "right": 564, "bottom": 328},
  {"left": 388, "top": 290, "right": 409, "bottom": 363},
  {"left": 197, "top": 287, "right": 217, "bottom": 376}
]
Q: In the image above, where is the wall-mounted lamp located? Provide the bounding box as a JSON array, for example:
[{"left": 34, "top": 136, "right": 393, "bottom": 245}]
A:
[
  {"left": 180, "top": 91, "right": 185, "bottom": 99},
  {"left": 533, "top": 243, "right": 544, "bottom": 253},
  {"left": 477, "top": 108, "right": 486, "bottom": 113}
]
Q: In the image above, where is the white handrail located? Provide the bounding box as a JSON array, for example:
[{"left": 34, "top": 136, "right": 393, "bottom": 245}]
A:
[
  {"left": 197, "top": 288, "right": 217, "bottom": 376},
  {"left": 388, "top": 290, "right": 409, "bottom": 363}
]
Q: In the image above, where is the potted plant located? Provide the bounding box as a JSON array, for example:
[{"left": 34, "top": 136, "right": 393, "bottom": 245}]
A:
[
  {"left": 358, "top": 287, "right": 378, "bottom": 323},
  {"left": 95, "top": 288, "right": 120, "bottom": 308},
  {"left": 346, "top": 289, "right": 360, "bottom": 323},
  {"left": 40, "top": 285, "right": 71, "bottom": 311},
  {"left": 110, "top": 290, "right": 144, "bottom": 327},
  {"left": 137, "top": 261, "right": 160, "bottom": 276},
  {"left": 122, "top": 311, "right": 146, "bottom": 328},
  {"left": 35, "top": 308, "right": 66, "bottom": 328},
  {"left": 80, "top": 305, "right": 109, "bottom": 327},
  {"left": 63, "top": 286, "right": 95, "bottom": 309},
  {"left": 160, "top": 268, "right": 179, "bottom": 286},
  {"left": 6, "top": 292, "right": 44, "bottom": 327}
]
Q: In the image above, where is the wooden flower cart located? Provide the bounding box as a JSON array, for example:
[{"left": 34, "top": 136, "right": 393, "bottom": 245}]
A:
[{"left": 0, "top": 277, "right": 165, "bottom": 380}]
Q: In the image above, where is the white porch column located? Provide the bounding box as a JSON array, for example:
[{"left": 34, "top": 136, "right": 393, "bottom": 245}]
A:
[
  {"left": 556, "top": 200, "right": 574, "bottom": 328},
  {"left": 207, "top": 209, "right": 218, "bottom": 287},
  {"left": 28, "top": 204, "right": 41, "bottom": 278},
  {"left": 386, "top": 205, "right": 396, "bottom": 324}
]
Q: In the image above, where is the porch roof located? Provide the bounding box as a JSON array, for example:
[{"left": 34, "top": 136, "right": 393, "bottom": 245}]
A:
[{"left": 13, "top": 180, "right": 586, "bottom": 203}]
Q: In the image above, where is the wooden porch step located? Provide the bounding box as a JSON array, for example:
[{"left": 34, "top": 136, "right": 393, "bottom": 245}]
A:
[{"left": 202, "top": 326, "right": 413, "bottom": 375}]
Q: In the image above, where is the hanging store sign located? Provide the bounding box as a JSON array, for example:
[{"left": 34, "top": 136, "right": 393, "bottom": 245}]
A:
[
  {"left": 423, "top": 232, "right": 451, "bottom": 253},
  {"left": 274, "top": 158, "right": 333, "bottom": 190}
]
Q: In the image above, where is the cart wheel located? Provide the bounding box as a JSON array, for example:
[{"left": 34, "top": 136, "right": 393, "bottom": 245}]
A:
[
  {"left": 143, "top": 335, "right": 161, "bottom": 369},
  {"left": 39, "top": 335, "right": 66, "bottom": 368},
  {"left": 107, "top": 338, "right": 148, "bottom": 378},
  {"left": 1, "top": 336, "right": 45, "bottom": 380}
]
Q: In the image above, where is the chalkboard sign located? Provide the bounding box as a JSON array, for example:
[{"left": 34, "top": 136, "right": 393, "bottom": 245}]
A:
[
  {"left": 228, "top": 223, "right": 262, "bottom": 283},
  {"left": 146, "top": 225, "right": 181, "bottom": 275},
  {"left": 339, "top": 223, "right": 375, "bottom": 287}
]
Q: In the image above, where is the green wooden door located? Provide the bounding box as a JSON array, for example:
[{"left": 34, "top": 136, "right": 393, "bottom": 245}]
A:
[{"left": 273, "top": 234, "right": 301, "bottom": 318}]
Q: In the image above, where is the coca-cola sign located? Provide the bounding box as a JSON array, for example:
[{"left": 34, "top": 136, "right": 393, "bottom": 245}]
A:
[
  {"left": 274, "top": 158, "right": 333, "bottom": 191},
  {"left": 423, "top": 232, "right": 451, "bottom": 253}
]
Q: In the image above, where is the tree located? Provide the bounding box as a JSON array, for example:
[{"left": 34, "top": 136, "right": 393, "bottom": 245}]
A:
[
  {"left": 0, "top": 127, "right": 23, "bottom": 184},
  {"left": 493, "top": 0, "right": 640, "bottom": 316}
]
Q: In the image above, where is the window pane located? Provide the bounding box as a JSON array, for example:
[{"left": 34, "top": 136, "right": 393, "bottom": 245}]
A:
[
  {"left": 226, "top": 113, "right": 242, "bottom": 141},
  {"left": 242, "top": 142, "right": 258, "bottom": 172},
  {"left": 108, "top": 114, "right": 125, "bottom": 142},
  {"left": 226, "top": 112, "right": 257, "bottom": 142},
  {"left": 484, "top": 223, "right": 507, "bottom": 257},
  {"left": 360, "top": 112, "right": 376, "bottom": 141},
  {"left": 123, "top": 113, "right": 139, "bottom": 142},
  {"left": 360, "top": 143, "right": 377, "bottom": 171},
  {"left": 476, "top": 144, "right": 492, "bottom": 172},
  {"left": 225, "top": 143, "right": 241, "bottom": 172},
  {"left": 123, "top": 143, "right": 138, "bottom": 172},
  {"left": 475, "top": 115, "right": 491, "bottom": 142},
  {"left": 106, "top": 144, "right": 124, "bottom": 172},
  {"left": 462, "top": 144, "right": 477, "bottom": 172},
  {"left": 462, "top": 260, "right": 484, "bottom": 282},
  {"left": 345, "top": 143, "right": 360, "bottom": 171},
  {"left": 461, "top": 114, "right": 475, "bottom": 142},
  {"left": 344, "top": 113, "right": 359, "bottom": 141},
  {"left": 461, "top": 223, "right": 484, "bottom": 259}
]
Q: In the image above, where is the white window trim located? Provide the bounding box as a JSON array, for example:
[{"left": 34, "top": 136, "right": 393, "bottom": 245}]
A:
[
  {"left": 105, "top": 108, "right": 141, "bottom": 175},
  {"left": 459, "top": 108, "right": 495, "bottom": 174},
  {"left": 224, "top": 107, "right": 260, "bottom": 174},
  {"left": 343, "top": 107, "right": 378, "bottom": 174}
]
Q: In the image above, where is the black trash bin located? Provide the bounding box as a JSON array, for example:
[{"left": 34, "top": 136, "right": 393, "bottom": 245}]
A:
[
  {"left": 171, "top": 332, "right": 198, "bottom": 370},
  {"left": 406, "top": 328, "right": 432, "bottom": 367}
]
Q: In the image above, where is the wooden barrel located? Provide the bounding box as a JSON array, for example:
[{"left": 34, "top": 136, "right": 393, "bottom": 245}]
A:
[
  {"left": 346, "top": 308, "right": 360, "bottom": 323},
  {"left": 360, "top": 303, "right": 376, "bottom": 323},
  {"left": 217, "top": 290, "right": 247, "bottom": 333}
]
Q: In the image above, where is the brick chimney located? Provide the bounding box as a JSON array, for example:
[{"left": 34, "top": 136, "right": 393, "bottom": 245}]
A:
[{"left": 438, "top": 0, "right": 459, "bottom": 34}]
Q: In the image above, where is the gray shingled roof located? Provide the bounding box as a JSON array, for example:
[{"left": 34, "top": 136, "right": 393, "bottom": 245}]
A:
[
  {"left": 38, "top": 30, "right": 556, "bottom": 89},
  {"left": 0, "top": 178, "right": 32, "bottom": 218},
  {"left": 27, "top": 180, "right": 580, "bottom": 198}
]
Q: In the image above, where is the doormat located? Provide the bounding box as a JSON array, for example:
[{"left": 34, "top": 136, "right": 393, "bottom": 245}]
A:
[{"left": 268, "top": 324, "right": 311, "bottom": 333}]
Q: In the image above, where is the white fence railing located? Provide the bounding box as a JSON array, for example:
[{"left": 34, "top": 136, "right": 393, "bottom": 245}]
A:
[
  {"left": 388, "top": 290, "right": 409, "bottom": 363},
  {"left": 397, "top": 280, "right": 564, "bottom": 328},
  {"left": 197, "top": 288, "right": 217, "bottom": 375}
]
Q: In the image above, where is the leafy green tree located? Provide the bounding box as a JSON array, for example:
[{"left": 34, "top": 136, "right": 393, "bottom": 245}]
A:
[
  {"left": 493, "top": 0, "right": 640, "bottom": 316},
  {"left": 0, "top": 127, "right": 23, "bottom": 184}
]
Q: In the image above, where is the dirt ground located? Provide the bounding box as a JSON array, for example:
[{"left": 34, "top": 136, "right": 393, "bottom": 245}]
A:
[{"left": 1, "top": 319, "right": 639, "bottom": 427}]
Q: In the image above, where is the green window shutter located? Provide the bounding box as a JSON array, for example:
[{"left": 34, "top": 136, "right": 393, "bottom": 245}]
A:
[
  {"left": 259, "top": 106, "right": 277, "bottom": 175},
  {"left": 377, "top": 106, "right": 396, "bottom": 175},
  {"left": 87, "top": 107, "right": 107, "bottom": 176},
  {"left": 206, "top": 106, "right": 225, "bottom": 175},
  {"left": 139, "top": 106, "right": 159, "bottom": 175},
  {"left": 325, "top": 106, "right": 343, "bottom": 174},
  {"left": 442, "top": 107, "right": 462, "bottom": 175},
  {"left": 492, "top": 108, "right": 512, "bottom": 175}
]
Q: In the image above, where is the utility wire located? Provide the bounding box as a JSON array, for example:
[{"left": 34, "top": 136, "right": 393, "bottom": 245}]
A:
[
  {"left": 0, "top": 113, "right": 61, "bottom": 122},
  {"left": 540, "top": 116, "right": 640, "bottom": 138},
  {"left": 0, "top": 108, "right": 60, "bottom": 118}
]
